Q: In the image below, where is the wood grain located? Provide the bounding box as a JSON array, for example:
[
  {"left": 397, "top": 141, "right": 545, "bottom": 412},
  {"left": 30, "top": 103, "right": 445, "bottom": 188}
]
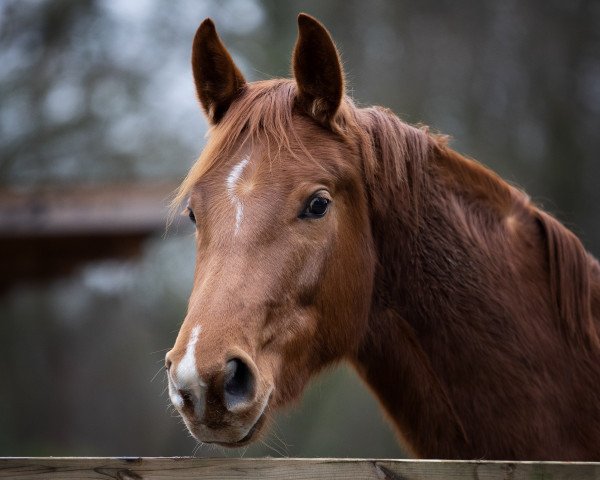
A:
[{"left": 2, "top": 458, "right": 600, "bottom": 480}]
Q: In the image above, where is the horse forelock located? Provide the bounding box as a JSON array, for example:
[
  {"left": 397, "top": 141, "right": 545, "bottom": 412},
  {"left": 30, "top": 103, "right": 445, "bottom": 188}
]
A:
[{"left": 172, "top": 80, "right": 306, "bottom": 215}]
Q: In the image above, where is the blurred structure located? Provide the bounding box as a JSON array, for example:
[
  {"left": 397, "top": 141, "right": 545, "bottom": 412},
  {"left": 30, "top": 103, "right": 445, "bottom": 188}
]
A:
[
  {"left": 0, "top": 0, "right": 598, "bottom": 458},
  {"left": 0, "top": 183, "right": 174, "bottom": 291}
]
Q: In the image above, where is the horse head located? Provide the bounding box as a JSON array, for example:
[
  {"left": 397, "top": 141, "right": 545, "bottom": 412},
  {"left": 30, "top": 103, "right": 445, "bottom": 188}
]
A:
[{"left": 165, "top": 14, "right": 375, "bottom": 446}]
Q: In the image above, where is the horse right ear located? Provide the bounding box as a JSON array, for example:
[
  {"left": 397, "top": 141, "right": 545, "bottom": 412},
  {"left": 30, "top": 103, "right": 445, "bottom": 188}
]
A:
[
  {"left": 292, "top": 13, "right": 344, "bottom": 128},
  {"left": 192, "top": 19, "right": 246, "bottom": 124}
]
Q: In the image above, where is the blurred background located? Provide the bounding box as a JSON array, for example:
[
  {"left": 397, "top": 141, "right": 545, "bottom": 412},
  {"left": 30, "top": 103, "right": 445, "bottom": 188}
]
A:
[{"left": 0, "top": 0, "right": 598, "bottom": 458}]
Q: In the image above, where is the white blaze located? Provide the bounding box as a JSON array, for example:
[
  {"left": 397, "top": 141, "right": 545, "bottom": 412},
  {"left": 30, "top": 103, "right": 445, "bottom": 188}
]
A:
[
  {"left": 175, "top": 325, "right": 204, "bottom": 390},
  {"left": 226, "top": 157, "right": 249, "bottom": 235},
  {"left": 168, "top": 380, "right": 184, "bottom": 409},
  {"left": 169, "top": 325, "right": 206, "bottom": 419}
]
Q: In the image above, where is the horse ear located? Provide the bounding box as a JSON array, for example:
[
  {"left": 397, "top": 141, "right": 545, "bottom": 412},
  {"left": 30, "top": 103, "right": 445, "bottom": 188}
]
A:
[
  {"left": 192, "top": 18, "right": 246, "bottom": 124},
  {"left": 292, "top": 13, "right": 344, "bottom": 127}
]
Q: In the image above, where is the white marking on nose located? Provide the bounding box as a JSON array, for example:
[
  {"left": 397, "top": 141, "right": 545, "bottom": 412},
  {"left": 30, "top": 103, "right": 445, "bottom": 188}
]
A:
[
  {"left": 226, "top": 157, "right": 249, "bottom": 235},
  {"left": 168, "top": 381, "right": 184, "bottom": 409},
  {"left": 168, "top": 325, "right": 207, "bottom": 419},
  {"left": 176, "top": 325, "right": 205, "bottom": 390}
]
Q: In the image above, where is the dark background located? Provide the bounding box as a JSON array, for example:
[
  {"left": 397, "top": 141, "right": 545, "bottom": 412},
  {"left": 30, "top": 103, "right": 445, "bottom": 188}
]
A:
[{"left": 1, "top": 0, "right": 598, "bottom": 457}]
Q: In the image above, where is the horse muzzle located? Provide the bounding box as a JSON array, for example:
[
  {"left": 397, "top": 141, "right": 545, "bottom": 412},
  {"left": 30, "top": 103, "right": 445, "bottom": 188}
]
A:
[{"left": 165, "top": 348, "right": 272, "bottom": 446}]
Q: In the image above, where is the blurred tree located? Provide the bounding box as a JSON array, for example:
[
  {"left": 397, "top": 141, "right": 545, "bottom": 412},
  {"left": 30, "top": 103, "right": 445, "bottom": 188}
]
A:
[{"left": 1, "top": 0, "right": 220, "bottom": 184}]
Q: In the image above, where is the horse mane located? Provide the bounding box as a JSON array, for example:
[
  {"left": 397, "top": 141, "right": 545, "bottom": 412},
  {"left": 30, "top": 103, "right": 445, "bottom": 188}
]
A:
[
  {"left": 535, "top": 209, "right": 597, "bottom": 347},
  {"left": 356, "top": 106, "right": 433, "bottom": 227},
  {"left": 174, "top": 78, "right": 598, "bottom": 349},
  {"left": 360, "top": 105, "right": 598, "bottom": 349}
]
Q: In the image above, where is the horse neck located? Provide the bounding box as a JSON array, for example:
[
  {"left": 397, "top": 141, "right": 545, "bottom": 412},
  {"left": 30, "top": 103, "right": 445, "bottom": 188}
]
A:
[
  {"left": 350, "top": 120, "right": 600, "bottom": 459},
  {"left": 351, "top": 141, "right": 539, "bottom": 457},
  {"left": 352, "top": 308, "right": 472, "bottom": 457},
  {"left": 351, "top": 145, "right": 478, "bottom": 457}
]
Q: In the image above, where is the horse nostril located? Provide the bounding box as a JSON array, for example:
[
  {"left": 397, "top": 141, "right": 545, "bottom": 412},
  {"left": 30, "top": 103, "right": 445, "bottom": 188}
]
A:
[
  {"left": 224, "top": 358, "right": 255, "bottom": 407},
  {"left": 178, "top": 389, "right": 194, "bottom": 409}
]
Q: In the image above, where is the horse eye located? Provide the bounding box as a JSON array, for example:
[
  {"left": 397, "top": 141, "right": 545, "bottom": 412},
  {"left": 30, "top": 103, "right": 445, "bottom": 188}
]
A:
[
  {"left": 300, "top": 195, "right": 330, "bottom": 219},
  {"left": 187, "top": 208, "right": 196, "bottom": 224}
]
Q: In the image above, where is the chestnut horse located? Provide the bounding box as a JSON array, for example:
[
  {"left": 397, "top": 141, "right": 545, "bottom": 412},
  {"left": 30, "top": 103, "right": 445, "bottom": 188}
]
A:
[{"left": 165, "top": 14, "right": 600, "bottom": 459}]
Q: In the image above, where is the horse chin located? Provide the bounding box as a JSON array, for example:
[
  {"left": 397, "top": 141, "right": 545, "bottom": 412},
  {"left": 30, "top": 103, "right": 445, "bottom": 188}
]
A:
[
  {"left": 189, "top": 411, "right": 268, "bottom": 448},
  {"left": 185, "top": 404, "right": 270, "bottom": 448},
  {"left": 212, "top": 411, "right": 268, "bottom": 448}
]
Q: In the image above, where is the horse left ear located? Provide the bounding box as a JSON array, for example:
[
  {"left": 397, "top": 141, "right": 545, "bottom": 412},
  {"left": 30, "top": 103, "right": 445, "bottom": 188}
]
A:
[
  {"left": 192, "top": 18, "right": 246, "bottom": 124},
  {"left": 292, "top": 13, "right": 344, "bottom": 127}
]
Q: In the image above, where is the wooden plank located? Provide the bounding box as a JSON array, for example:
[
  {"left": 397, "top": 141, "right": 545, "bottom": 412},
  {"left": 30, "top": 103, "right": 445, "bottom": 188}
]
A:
[
  {"left": 0, "top": 183, "right": 177, "bottom": 236},
  {"left": 0, "top": 182, "right": 185, "bottom": 290},
  {"left": 1, "top": 458, "right": 600, "bottom": 480}
]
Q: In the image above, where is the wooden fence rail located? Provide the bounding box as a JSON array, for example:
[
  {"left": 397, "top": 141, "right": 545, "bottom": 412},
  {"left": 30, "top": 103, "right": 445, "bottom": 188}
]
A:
[{"left": 2, "top": 457, "right": 600, "bottom": 480}]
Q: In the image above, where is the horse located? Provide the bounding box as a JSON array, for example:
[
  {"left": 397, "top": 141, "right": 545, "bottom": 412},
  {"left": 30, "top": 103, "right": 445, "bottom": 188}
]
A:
[{"left": 165, "top": 13, "right": 600, "bottom": 460}]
